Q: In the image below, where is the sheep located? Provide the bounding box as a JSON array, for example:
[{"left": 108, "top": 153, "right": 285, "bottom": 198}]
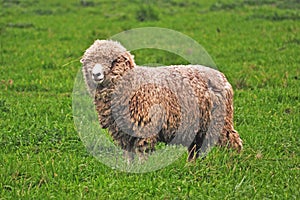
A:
[{"left": 80, "top": 39, "right": 243, "bottom": 162}]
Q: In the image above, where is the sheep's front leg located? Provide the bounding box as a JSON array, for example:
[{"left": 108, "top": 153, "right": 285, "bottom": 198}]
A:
[
  {"left": 124, "top": 150, "right": 134, "bottom": 165},
  {"left": 135, "top": 137, "right": 157, "bottom": 163}
]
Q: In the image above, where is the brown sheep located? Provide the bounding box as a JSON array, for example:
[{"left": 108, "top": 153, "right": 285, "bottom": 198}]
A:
[{"left": 80, "top": 40, "right": 242, "bottom": 162}]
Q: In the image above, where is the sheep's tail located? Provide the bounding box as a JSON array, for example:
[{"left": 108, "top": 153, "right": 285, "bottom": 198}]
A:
[{"left": 220, "top": 83, "right": 243, "bottom": 152}]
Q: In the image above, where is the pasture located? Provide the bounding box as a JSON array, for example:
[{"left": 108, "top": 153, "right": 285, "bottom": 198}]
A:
[{"left": 0, "top": 0, "right": 299, "bottom": 199}]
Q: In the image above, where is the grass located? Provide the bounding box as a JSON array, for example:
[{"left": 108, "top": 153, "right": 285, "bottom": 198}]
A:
[{"left": 0, "top": 0, "right": 299, "bottom": 199}]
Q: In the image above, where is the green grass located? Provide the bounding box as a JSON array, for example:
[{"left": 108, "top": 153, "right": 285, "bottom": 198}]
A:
[{"left": 0, "top": 0, "right": 299, "bottom": 199}]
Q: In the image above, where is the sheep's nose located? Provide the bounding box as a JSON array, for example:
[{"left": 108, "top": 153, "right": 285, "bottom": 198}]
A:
[{"left": 92, "top": 72, "right": 102, "bottom": 81}]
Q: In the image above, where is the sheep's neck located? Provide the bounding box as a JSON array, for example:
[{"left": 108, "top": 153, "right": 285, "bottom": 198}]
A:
[{"left": 94, "top": 65, "right": 134, "bottom": 129}]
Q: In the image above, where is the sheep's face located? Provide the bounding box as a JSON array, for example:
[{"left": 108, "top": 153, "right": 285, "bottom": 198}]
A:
[
  {"left": 81, "top": 40, "right": 136, "bottom": 95},
  {"left": 81, "top": 59, "right": 111, "bottom": 94},
  {"left": 81, "top": 52, "right": 135, "bottom": 85}
]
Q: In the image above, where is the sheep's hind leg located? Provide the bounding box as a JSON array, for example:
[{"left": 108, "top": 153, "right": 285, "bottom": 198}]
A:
[
  {"left": 187, "top": 131, "right": 206, "bottom": 162},
  {"left": 187, "top": 144, "right": 197, "bottom": 162}
]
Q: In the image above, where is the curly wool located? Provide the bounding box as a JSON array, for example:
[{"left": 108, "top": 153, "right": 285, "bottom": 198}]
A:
[{"left": 81, "top": 40, "right": 243, "bottom": 161}]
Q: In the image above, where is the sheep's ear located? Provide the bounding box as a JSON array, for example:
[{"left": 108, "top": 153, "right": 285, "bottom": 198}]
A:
[
  {"left": 111, "top": 52, "right": 135, "bottom": 71},
  {"left": 117, "top": 51, "right": 135, "bottom": 69},
  {"left": 80, "top": 58, "right": 84, "bottom": 64},
  {"left": 123, "top": 51, "right": 135, "bottom": 69}
]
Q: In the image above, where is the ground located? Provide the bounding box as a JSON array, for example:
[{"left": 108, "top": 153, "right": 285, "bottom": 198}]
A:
[{"left": 0, "top": 0, "right": 299, "bottom": 199}]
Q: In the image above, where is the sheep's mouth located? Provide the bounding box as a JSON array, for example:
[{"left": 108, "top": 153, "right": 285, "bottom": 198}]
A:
[{"left": 93, "top": 77, "right": 104, "bottom": 84}]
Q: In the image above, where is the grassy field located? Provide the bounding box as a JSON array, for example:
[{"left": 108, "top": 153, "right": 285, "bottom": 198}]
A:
[{"left": 0, "top": 0, "right": 299, "bottom": 199}]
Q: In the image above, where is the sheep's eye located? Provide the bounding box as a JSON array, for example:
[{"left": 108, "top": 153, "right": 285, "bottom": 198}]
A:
[{"left": 111, "top": 59, "right": 117, "bottom": 68}]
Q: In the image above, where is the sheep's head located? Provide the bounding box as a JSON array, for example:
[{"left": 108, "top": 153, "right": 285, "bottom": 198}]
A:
[{"left": 80, "top": 40, "right": 135, "bottom": 94}]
